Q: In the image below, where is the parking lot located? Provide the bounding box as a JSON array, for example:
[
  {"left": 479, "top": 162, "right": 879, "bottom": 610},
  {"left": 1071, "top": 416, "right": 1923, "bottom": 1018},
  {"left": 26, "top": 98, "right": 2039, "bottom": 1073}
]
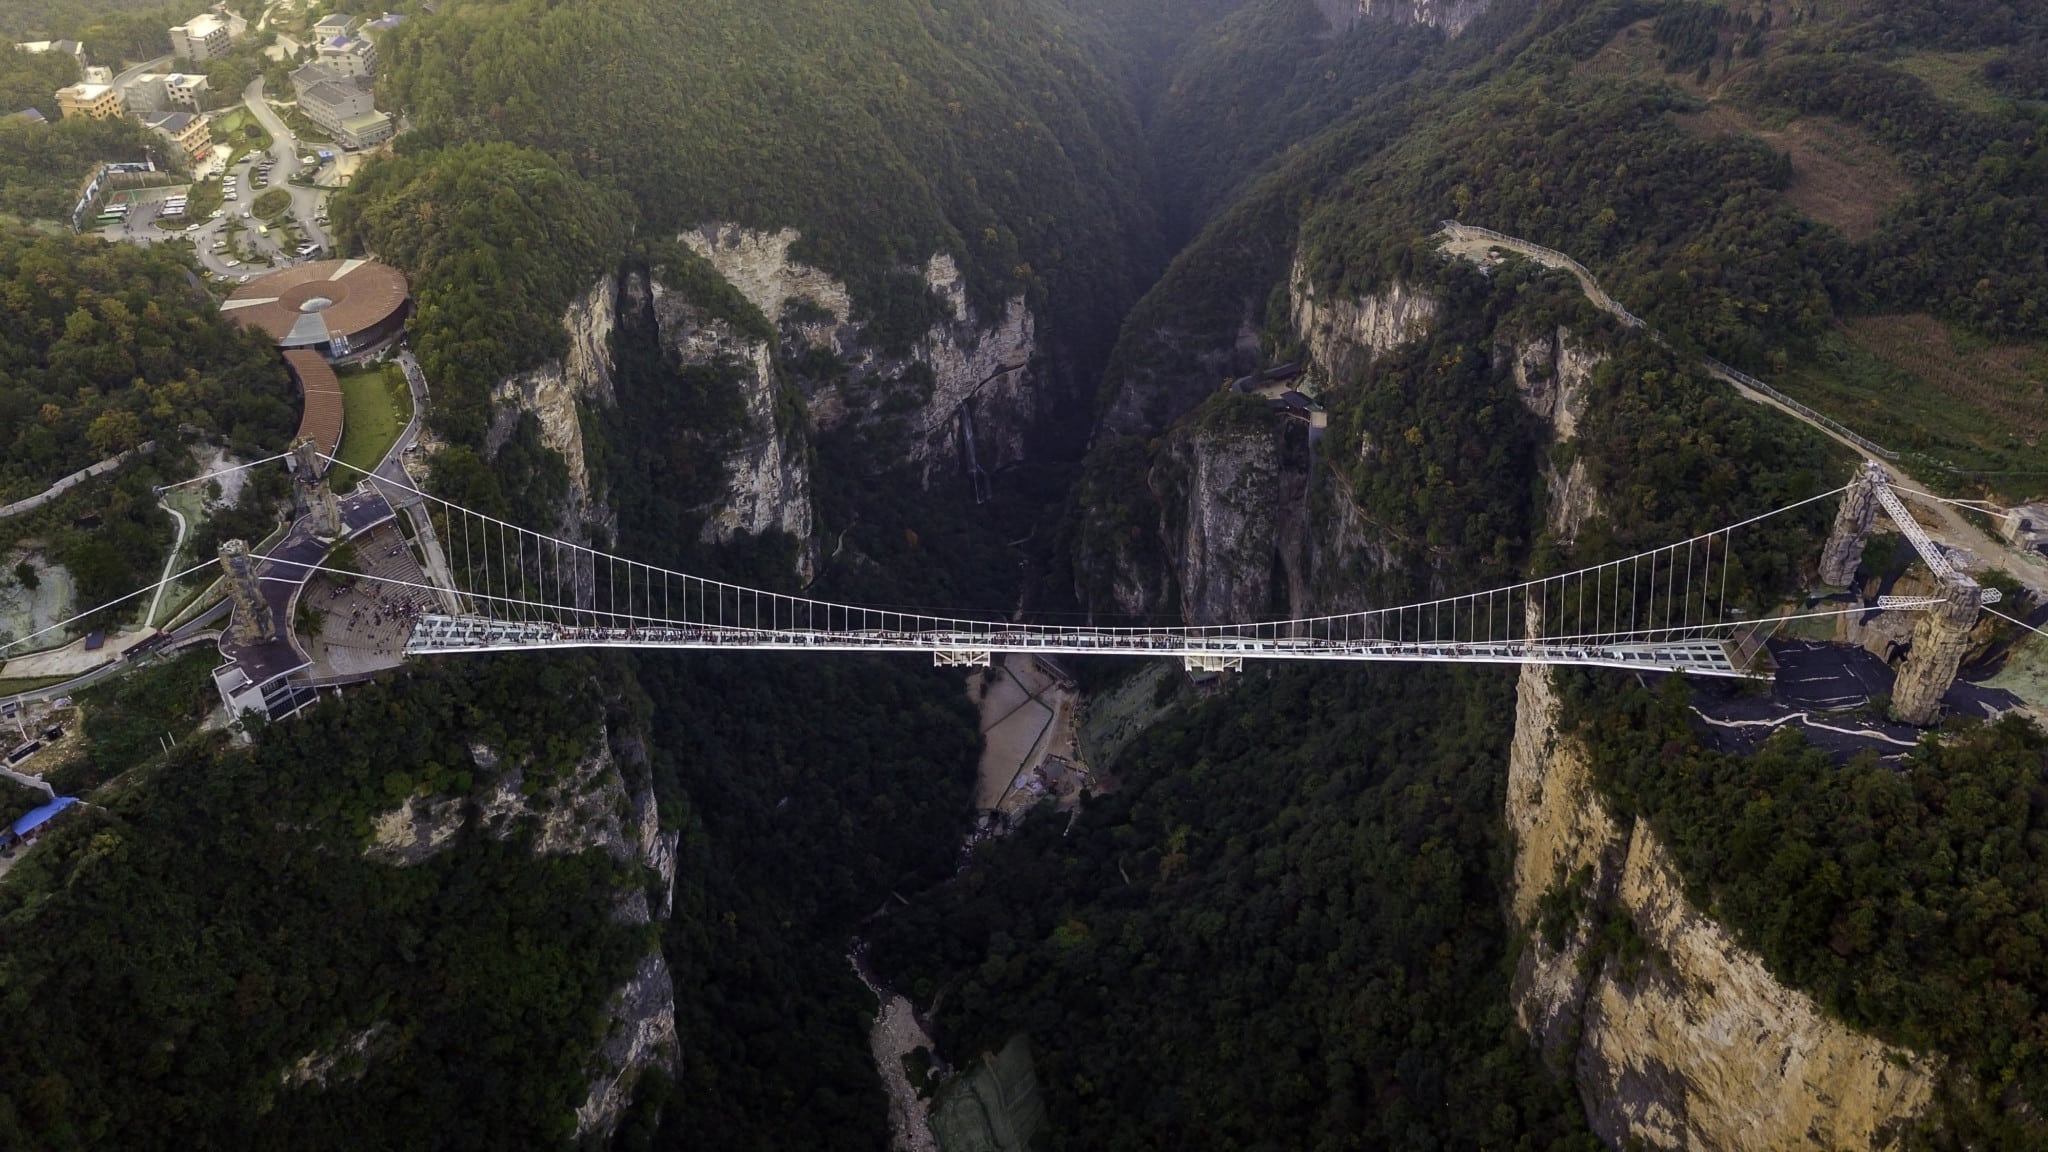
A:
[{"left": 92, "top": 85, "right": 338, "bottom": 285}]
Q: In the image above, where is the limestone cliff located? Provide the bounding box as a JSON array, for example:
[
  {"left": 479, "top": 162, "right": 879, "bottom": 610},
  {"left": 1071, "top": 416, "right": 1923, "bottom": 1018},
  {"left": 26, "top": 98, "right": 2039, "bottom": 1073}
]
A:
[
  {"left": 1506, "top": 326, "right": 1605, "bottom": 545},
  {"left": 1155, "top": 415, "right": 1296, "bottom": 626},
  {"left": 1315, "top": 0, "right": 1491, "bottom": 35},
  {"left": 488, "top": 275, "right": 618, "bottom": 529},
  {"left": 1507, "top": 664, "right": 1939, "bottom": 1149},
  {"left": 1288, "top": 262, "right": 1439, "bottom": 390},
  {"left": 639, "top": 270, "right": 819, "bottom": 581},
  {"left": 680, "top": 225, "right": 1039, "bottom": 482},
  {"left": 1892, "top": 582, "right": 1983, "bottom": 725}
]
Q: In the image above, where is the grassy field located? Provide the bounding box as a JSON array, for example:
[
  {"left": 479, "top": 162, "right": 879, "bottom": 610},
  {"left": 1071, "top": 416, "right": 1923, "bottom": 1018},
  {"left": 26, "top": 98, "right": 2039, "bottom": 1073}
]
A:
[
  {"left": 1892, "top": 51, "right": 2010, "bottom": 116},
  {"left": 213, "top": 107, "right": 272, "bottom": 162},
  {"left": 334, "top": 363, "right": 413, "bottom": 487},
  {"left": 1778, "top": 315, "right": 2048, "bottom": 500},
  {"left": 250, "top": 187, "right": 292, "bottom": 220}
]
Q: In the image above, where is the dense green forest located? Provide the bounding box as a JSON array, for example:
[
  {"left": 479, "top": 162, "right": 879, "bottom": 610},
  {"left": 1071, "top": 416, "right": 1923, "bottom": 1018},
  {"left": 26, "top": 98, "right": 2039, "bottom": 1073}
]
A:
[
  {"left": 0, "top": 226, "right": 297, "bottom": 500},
  {"left": 0, "top": 658, "right": 647, "bottom": 1150},
  {"left": 872, "top": 662, "right": 1599, "bottom": 1150},
  {"left": 1096, "top": 0, "right": 2048, "bottom": 448},
  {"left": 0, "top": 0, "right": 187, "bottom": 48},
  {"left": 6, "top": 0, "right": 2048, "bottom": 1147},
  {"left": 0, "top": 42, "right": 80, "bottom": 118},
  {"left": 330, "top": 143, "right": 633, "bottom": 447},
  {"left": 376, "top": 0, "right": 1158, "bottom": 374},
  {"left": 626, "top": 652, "right": 980, "bottom": 1152}
]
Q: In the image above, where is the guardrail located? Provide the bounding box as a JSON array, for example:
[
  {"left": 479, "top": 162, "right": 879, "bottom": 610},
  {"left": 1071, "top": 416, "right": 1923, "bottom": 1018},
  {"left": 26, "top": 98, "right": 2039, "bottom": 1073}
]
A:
[
  {"left": 1701, "top": 358, "right": 1899, "bottom": 461},
  {"left": 1441, "top": 221, "right": 1899, "bottom": 461},
  {"left": 1441, "top": 222, "right": 1647, "bottom": 329}
]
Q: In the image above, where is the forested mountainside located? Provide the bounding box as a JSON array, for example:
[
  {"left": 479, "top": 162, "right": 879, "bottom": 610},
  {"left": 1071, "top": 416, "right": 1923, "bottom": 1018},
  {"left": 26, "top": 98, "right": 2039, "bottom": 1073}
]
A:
[
  {"left": 376, "top": 0, "right": 1160, "bottom": 379},
  {"left": 6, "top": 0, "right": 2048, "bottom": 1147}
]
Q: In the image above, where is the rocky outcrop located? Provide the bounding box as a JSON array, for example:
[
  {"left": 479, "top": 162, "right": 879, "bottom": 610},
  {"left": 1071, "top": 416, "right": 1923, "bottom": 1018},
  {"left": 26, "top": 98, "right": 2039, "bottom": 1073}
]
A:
[
  {"left": 1158, "top": 416, "right": 1292, "bottom": 626},
  {"left": 574, "top": 950, "right": 680, "bottom": 1143},
  {"left": 644, "top": 276, "right": 818, "bottom": 579},
  {"left": 279, "top": 1022, "right": 395, "bottom": 1089},
  {"left": 679, "top": 225, "right": 1039, "bottom": 478},
  {"left": 1821, "top": 468, "right": 1882, "bottom": 587},
  {"left": 363, "top": 793, "right": 469, "bottom": 866},
  {"left": 1508, "top": 664, "right": 1939, "bottom": 1149},
  {"left": 1508, "top": 327, "right": 1605, "bottom": 545},
  {"left": 489, "top": 276, "right": 617, "bottom": 525},
  {"left": 1288, "top": 262, "right": 1439, "bottom": 389},
  {"left": 1304, "top": 469, "right": 1402, "bottom": 617},
  {"left": 1892, "top": 582, "right": 1983, "bottom": 725},
  {"left": 358, "top": 722, "right": 681, "bottom": 1141},
  {"left": 1315, "top": 0, "right": 1491, "bottom": 35},
  {"left": 1510, "top": 327, "right": 1597, "bottom": 442}
]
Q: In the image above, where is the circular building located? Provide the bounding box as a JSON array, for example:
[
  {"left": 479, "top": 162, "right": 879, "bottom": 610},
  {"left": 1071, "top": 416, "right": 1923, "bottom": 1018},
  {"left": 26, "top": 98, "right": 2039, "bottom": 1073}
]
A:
[{"left": 222, "top": 258, "right": 411, "bottom": 360}]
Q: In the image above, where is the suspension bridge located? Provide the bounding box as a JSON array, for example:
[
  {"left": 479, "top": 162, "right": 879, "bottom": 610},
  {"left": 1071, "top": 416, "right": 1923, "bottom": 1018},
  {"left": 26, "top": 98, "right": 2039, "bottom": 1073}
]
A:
[
  {"left": 229, "top": 456, "right": 1876, "bottom": 677},
  {"left": 0, "top": 448, "right": 2005, "bottom": 728}
]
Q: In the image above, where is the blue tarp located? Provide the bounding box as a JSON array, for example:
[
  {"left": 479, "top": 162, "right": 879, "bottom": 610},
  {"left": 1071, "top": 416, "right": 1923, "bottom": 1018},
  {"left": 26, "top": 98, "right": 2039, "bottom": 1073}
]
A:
[{"left": 10, "top": 796, "right": 79, "bottom": 838}]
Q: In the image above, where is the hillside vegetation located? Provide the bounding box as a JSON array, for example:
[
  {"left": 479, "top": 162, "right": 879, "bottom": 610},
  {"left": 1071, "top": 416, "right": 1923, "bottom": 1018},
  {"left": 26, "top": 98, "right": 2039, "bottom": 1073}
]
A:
[
  {"left": 0, "top": 226, "right": 297, "bottom": 501},
  {"left": 0, "top": 658, "right": 646, "bottom": 1150},
  {"left": 378, "top": 0, "right": 1159, "bottom": 368},
  {"left": 874, "top": 663, "right": 1601, "bottom": 1150},
  {"left": 331, "top": 142, "right": 633, "bottom": 446}
]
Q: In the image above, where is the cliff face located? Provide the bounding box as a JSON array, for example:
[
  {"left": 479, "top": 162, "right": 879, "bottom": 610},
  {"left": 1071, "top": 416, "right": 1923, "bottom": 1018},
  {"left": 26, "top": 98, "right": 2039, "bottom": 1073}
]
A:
[
  {"left": 360, "top": 722, "right": 681, "bottom": 1143},
  {"left": 1507, "top": 665, "right": 1939, "bottom": 1149},
  {"left": 1314, "top": 0, "right": 1492, "bottom": 35},
  {"left": 1288, "top": 263, "right": 1439, "bottom": 390},
  {"left": 640, "top": 271, "right": 819, "bottom": 580},
  {"left": 1892, "top": 583, "right": 1983, "bottom": 725},
  {"left": 1506, "top": 326, "right": 1604, "bottom": 544},
  {"left": 680, "top": 225, "right": 1039, "bottom": 481},
  {"left": 488, "top": 275, "right": 618, "bottom": 530},
  {"left": 1156, "top": 417, "right": 1295, "bottom": 626}
]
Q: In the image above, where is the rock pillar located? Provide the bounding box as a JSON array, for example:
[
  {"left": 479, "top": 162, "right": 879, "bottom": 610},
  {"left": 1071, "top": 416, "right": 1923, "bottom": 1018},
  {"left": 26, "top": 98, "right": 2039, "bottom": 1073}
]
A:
[
  {"left": 1819, "top": 462, "right": 1883, "bottom": 587},
  {"left": 1891, "top": 581, "right": 1982, "bottom": 725},
  {"left": 219, "top": 539, "right": 277, "bottom": 645},
  {"left": 293, "top": 437, "right": 343, "bottom": 539}
]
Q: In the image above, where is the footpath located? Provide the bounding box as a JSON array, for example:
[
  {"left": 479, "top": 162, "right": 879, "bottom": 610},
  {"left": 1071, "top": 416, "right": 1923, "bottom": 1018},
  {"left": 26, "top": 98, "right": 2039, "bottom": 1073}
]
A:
[{"left": 0, "top": 443, "right": 154, "bottom": 521}]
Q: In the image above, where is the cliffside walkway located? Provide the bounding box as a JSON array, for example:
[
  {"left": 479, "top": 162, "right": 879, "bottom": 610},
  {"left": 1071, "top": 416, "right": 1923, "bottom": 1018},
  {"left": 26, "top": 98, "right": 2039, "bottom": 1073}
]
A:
[{"left": 1437, "top": 223, "right": 1895, "bottom": 460}]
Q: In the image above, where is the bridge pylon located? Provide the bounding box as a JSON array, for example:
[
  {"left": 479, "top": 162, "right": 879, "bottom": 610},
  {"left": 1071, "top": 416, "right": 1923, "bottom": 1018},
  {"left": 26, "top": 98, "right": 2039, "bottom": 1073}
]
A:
[
  {"left": 1892, "top": 581, "right": 1982, "bottom": 726},
  {"left": 292, "top": 437, "right": 343, "bottom": 540},
  {"left": 218, "top": 539, "right": 277, "bottom": 645},
  {"left": 1858, "top": 463, "right": 1998, "bottom": 725},
  {"left": 1819, "top": 461, "right": 1883, "bottom": 587}
]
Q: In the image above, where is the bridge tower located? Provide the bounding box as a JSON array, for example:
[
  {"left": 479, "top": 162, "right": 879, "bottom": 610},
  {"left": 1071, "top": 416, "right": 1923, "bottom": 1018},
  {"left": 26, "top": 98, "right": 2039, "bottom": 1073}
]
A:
[
  {"left": 1819, "top": 461, "right": 1883, "bottom": 587},
  {"left": 1847, "top": 464, "right": 1999, "bottom": 726},
  {"left": 1892, "top": 582, "right": 1983, "bottom": 726},
  {"left": 292, "top": 437, "right": 343, "bottom": 540},
  {"left": 218, "top": 539, "right": 277, "bottom": 645}
]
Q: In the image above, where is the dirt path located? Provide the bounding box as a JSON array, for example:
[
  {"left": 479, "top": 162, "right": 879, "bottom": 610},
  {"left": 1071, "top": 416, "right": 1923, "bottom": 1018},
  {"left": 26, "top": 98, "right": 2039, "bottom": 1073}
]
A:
[{"left": 146, "top": 497, "right": 189, "bottom": 628}]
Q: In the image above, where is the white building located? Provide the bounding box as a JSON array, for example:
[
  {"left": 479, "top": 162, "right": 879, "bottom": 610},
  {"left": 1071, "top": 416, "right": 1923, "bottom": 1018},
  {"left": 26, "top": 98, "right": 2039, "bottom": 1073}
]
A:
[
  {"left": 315, "top": 34, "right": 376, "bottom": 77},
  {"left": 14, "top": 39, "right": 83, "bottom": 58},
  {"left": 169, "top": 13, "right": 234, "bottom": 61},
  {"left": 121, "top": 72, "right": 211, "bottom": 114},
  {"left": 289, "top": 61, "right": 392, "bottom": 150}
]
